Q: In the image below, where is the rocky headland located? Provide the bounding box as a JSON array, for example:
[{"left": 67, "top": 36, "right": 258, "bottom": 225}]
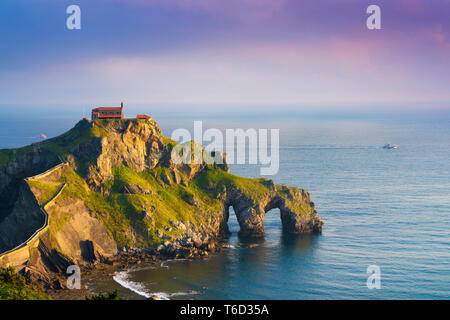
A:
[{"left": 0, "top": 118, "right": 323, "bottom": 296}]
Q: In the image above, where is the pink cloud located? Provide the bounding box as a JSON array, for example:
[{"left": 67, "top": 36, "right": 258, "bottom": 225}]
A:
[{"left": 421, "top": 24, "right": 446, "bottom": 44}]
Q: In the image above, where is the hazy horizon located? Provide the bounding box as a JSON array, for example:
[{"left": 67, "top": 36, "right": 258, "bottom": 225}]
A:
[
  {"left": 1, "top": 103, "right": 449, "bottom": 121},
  {"left": 0, "top": 103, "right": 449, "bottom": 151}
]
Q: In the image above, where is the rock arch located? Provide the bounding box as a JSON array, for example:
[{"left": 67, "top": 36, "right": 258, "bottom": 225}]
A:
[{"left": 222, "top": 184, "right": 323, "bottom": 237}]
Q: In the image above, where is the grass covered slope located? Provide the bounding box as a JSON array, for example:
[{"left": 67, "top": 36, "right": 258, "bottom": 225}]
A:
[
  {"left": 48, "top": 163, "right": 224, "bottom": 248},
  {"left": 35, "top": 161, "right": 320, "bottom": 253},
  {"left": 1, "top": 118, "right": 322, "bottom": 272},
  {"left": 0, "top": 267, "right": 50, "bottom": 300}
]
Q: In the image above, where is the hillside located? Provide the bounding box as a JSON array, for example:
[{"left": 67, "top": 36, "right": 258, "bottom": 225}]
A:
[
  {"left": 0, "top": 267, "right": 50, "bottom": 300},
  {"left": 0, "top": 118, "right": 323, "bottom": 286}
]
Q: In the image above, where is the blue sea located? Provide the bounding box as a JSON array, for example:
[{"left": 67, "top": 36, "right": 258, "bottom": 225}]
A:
[{"left": 1, "top": 106, "right": 449, "bottom": 299}]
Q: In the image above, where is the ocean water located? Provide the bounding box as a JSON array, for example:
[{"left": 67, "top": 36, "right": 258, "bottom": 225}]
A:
[{"left": 1, "top": 108, "right": 449, "bottom": 299}]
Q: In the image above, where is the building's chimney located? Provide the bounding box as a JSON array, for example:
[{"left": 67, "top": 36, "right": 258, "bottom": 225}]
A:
[{"left": 121, "top": 101, "right": 124, "bottom": 108}]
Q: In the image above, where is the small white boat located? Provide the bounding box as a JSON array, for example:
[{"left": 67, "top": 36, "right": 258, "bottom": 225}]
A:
[{"left": 383, "top": 144, "right": 398, "bottom": 149}]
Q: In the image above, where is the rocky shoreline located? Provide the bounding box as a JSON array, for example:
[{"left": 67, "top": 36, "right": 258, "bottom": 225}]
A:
[{"left": 42, "top": 236, "right": 229, "bottom": 300}]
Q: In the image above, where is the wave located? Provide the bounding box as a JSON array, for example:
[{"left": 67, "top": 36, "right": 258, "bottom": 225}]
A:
[
  {"left": 221, "top": 243, "right": 236, "bottom": 249},
  {"left": 113, "top": 271, "right": 152, "bottom": 299},
  {"left": 151, "top": 291, "right": 201, "bottom": 300},
  {"left": 113, "top": 270, "right": 200, "bottom": 300},
  {"left": 160, "top": 258, "right": 189, "bottom": 269}
]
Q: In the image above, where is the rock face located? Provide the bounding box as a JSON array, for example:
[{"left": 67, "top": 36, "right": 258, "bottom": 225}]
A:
[
  {"left": 223, "top": 184, "right": 323, "bottom": 237},
  {"left": 69, "top": 119, "right": 229, "bottom": 190},
  {"left": 120, "top": 184, "right": 153, "bottom": 195},
  {"left": 41, "top": 196, "right": 118, "bottom": 265},
  {"left": 69, "top": 119, "right": 165, "bottom": 189},
  {"left": 0, "top": 148, "right": 59, "bottom": 223},
  {"left": 0, "top": 118, "right": 323, "bottom": 282},
  {"left": 0, "top": 162, "right": 118, "bottom": 284},
  {"left": 0, "top": 182, "right": 45, "bottom": 252}
]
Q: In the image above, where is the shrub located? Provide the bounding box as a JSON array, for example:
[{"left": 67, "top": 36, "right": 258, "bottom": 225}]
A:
[
  {"left": 0, "top": 267, "right": 50, "bottom": 300},
  {"left": 86, "top": 289, "right": 122, "bottom": 300}
]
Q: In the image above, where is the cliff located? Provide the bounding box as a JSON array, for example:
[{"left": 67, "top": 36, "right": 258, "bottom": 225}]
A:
[{"left": 0, "top": 118, "right": 323, "bottom": 284}]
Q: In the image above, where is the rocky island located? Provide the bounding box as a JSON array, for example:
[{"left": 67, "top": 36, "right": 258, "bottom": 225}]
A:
[{"left": 0, "top": 118, "right": 323, "bottom": 296}]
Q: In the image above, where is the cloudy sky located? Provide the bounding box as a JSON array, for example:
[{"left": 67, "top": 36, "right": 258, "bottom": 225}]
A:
[{"left": 0, "top": 0, "right": 449, "bottom": 111}]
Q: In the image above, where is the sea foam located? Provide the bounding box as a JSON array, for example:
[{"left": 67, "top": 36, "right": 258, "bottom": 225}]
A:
[{"left": 113, "top": 270, "right": 200, "bottom": 300}]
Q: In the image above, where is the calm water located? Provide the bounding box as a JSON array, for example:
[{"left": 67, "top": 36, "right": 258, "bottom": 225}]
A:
[{"left": 1, "top": 109, "right": 449, "bottom": 299}]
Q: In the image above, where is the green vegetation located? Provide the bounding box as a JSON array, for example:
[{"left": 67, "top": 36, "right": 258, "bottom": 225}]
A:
[
  {"left": 161, "top": 136, "right": 177, "bottom": 152},
  {"left": 31, "top": 161, "right": 312, "bottom": 251},
  {"left": 110, "top": 166, "right": 154, "bottom": 193},
  {"left": 101, "top": 165, "right": 222, "bottom": 247},
  {"left": 27, "top": 180, "right": 62, "bottom": 206},
  {"left": 45, "top": 163, "right": 222, "bottom": 248},
  {"left": 0, "top": 145, "right": 61, "bottom": 166},
  {"left": 0, "top": 267, "right": 50, "bottom": 300},
  {"left": 86, "top": 289, "right": 121, "bottom": 300},
  {"left": 41, "top": 119, "right": 107, "bottom": 162},
  {"left": 5, "top": 118, "right": 315, "bottom": 253},
  {"left": 278, "top": 186, "right": 315, "bottom": 218},
  {"left": 194, "top": 166, "right": 271, "bottom": 200},
  {"left": 0, "top": 119, "right": 105, "bottom": 165},
  {"left": 0, "top": 146, "right": 33, "bottom": 165}
]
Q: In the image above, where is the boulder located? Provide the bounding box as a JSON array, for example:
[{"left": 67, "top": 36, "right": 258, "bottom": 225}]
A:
[
  {"left": 170, "top": 221, "right": 186, "bottom": 231},
  {"left": 121, "top": 184, "right": 153, "bottom": 195}
]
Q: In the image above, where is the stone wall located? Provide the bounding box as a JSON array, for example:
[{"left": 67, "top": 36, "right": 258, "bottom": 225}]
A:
[{"left": 0, "top": 164, "right": 67, "bottom": 269}]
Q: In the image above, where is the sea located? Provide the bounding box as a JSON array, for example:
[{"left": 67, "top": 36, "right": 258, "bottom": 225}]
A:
[{"left": 0, "top": 106, "right": 449, "bottom": 299}]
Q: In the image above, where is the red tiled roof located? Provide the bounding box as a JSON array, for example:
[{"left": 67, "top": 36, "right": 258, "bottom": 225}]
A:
[{"left": 92, "top": 107, "right": 123, "bottom": 112}]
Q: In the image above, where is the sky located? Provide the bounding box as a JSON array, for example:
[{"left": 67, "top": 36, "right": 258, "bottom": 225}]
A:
[{"left": 0, "top": 0, "right": 449, "bottom": 112}]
